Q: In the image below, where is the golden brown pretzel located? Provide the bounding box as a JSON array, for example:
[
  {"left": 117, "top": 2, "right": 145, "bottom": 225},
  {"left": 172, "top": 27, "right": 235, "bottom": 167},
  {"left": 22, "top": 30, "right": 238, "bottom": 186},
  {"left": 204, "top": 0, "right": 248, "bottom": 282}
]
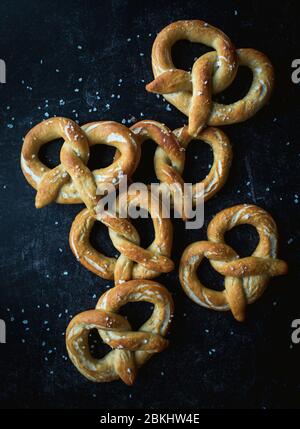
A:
[
  {"left": 21, "top": 118, "right": 140, "bottom": 209},
  {"left": 146, "top": 20, "right": 274, "bottom": 137},
  {"left": 69, "top": 189, "right": 174, "bottom": 283},
  {"left": 179, "top": 204, "right": 288, "bottom": 321},
  {"left": 66, "top": 279, "right": 174, "bottom": 384}
]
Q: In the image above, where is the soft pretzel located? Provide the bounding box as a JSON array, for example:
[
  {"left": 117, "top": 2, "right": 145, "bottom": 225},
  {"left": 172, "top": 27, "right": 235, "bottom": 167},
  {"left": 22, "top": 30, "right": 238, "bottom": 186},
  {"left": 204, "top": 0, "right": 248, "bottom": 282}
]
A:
[
  {"left": 179, "top": 204, "right": 288, "bottom": 321},
  {"left": 66, "top": 279, "right": 174, "bottom": 384},
  {"left": 146, "top": 20, "right": 274, "bottom": 137},
  {"left": 21, "top": 118, "right": 140, "bottom": 209},
  {"left": 69, "top": 188, "right": 174, "bottom": 283}
]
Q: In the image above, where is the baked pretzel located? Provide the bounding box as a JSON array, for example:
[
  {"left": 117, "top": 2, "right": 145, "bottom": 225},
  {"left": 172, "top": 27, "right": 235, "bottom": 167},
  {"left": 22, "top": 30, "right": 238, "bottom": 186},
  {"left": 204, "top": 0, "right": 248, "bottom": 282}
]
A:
[
  {"left": 179, "top": 204, "right": 288, "bottom": 321},
  {"left": 173, "top": 125, "right": 232, "bottom": 203},
  {"left": 66, "top": 279, "right": 174, "bottom": 384},
  {"left": 21, "top": 118, "right": 140, "bottom": 209},
  {"left": 146, "top": 20, "right": 274, "bottom": 137},
  {"left": 69, "top": 189, "right": 174, "bottom": 283}
]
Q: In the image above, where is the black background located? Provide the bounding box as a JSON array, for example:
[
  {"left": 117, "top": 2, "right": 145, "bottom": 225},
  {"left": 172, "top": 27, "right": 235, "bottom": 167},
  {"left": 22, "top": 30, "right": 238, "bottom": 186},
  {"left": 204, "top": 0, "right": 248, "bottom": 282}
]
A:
[{"left": 0, "top": 0, "right": 299, "bottom": 409}]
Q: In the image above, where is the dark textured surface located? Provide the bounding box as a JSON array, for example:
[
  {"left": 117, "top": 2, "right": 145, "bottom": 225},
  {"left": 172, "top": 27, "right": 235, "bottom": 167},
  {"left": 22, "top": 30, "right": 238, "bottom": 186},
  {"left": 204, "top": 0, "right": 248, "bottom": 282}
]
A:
[{"left": 0, "top": 0, "right": 299, "bottom": 409}]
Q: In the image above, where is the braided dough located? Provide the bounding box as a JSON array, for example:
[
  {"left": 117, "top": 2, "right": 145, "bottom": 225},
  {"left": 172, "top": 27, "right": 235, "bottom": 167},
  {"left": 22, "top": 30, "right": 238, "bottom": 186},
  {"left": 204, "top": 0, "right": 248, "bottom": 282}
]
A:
[
  {"left": 146, "top": 20, "right": 274, "bottom": 137},
  {"left": 66, "top": 279, "right": 174, "bottom": 384},
  {"left": 21, "top": 118, "right": 140, "bottom": 210},
  {"left": 179, "top": 204, "right": 288, "bottom": 321},
  {"left": 69, "top": 189, "right": 174, "bottom": 283}
]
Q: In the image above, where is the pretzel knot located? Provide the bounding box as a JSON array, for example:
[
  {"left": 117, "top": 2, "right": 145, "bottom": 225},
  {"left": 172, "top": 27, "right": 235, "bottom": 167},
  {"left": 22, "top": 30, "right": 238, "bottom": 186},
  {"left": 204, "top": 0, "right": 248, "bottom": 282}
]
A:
[
  {"left": 69, "top": 188, "right": 174, "bottom": 283},
  {"left": 21, "top": 117, "right": 140, "bottom": 210},
  {"left": 146, "top": 20, "right": 274, "bottom": 137},
  {"left": 66, "top": 280, "right": 174, "bottom": 384},
  {"left": 179, "top": 204, "right": 288, "bottom": 321}
]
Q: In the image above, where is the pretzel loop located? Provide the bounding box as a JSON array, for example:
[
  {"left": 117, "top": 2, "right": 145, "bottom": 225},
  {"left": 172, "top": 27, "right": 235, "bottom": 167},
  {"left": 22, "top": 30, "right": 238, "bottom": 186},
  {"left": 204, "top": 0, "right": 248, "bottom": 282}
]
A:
[
  {"left": 173, "top": 125, "right": 232, "bottom": 203},
  {"left": 179, "top": 204, "right": 288, "bottom": 321},
  {"left": 66, "top": 280, "right": 174, "bottom": 384}
]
